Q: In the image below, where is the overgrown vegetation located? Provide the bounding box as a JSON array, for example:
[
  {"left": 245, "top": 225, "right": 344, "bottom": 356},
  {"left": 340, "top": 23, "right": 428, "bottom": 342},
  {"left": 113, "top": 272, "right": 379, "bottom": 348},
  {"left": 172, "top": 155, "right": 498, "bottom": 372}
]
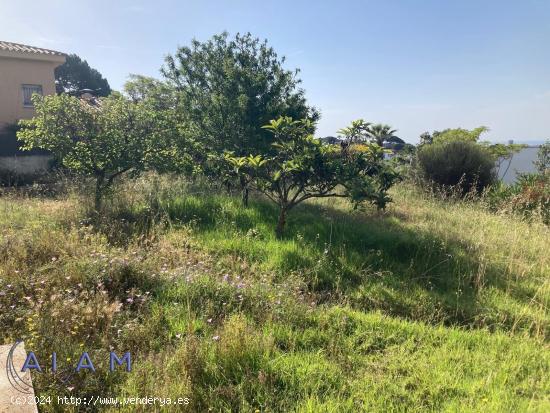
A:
[
  {"left": 2, "top": 31, "right": 549, "bottom": 411},
  {"left": 161, "top": 32, "right": 319, "bottom": 206},
  {"left": 0, "top": 176, "right": 548, "bottom": 412},
  {"left": 485, "top": 141, "right": 550, "bottom": 224}
]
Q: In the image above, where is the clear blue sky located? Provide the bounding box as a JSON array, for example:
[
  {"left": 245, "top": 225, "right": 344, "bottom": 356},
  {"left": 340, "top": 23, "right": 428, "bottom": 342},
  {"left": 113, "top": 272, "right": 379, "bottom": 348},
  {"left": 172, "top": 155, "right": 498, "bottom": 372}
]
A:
[{"left": 1, "top": 0, "right": 549, "bottom": 143}]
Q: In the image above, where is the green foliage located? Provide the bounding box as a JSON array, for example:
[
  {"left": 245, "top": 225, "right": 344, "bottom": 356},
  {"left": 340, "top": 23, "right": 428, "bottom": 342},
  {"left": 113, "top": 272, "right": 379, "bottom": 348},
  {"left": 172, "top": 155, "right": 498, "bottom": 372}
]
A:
[
  {"left": 367, "top": 123, "right": 404, "bottom": 147},
  {"left": 16, "top": 93, "right": 175, "bottom": 210},
  {"left": 337, "top": 119, "right": 371, "bottom": 145},
  {"left": 122, "top": 74, "right": 197, "bottom": 175},
  {"left": 123, "top": 74, "right": 176, "bottom": 111},
  {"left": 161, "top": 32, "right": 319, "bottom": 203},
  {"left": 535, "top": 140, "right": 550, "bottom": 174},
  {"left": 486, "top": 142, "right": 550, "bottom": 224},
  {"left": 431, "top": 126, "right": 489, "bottom": 144},
  {"left": 225, "top": 117, "right": 399, "bottom": 237},
  {"left": 223, "top": 153, "right": 267, "bottom": 207},
  {"left": 337, "top": 121, "right": 404, "bottom": 148},
  {"left": 416, "top": 126, "right": 525, "bottom": 195},
  {"left": 421, "top": 126, "right": 525, "bottom": 164},
  {"left": 416, "top": 140, "right": 496, "bottom": 194},
  {"left": 1, "top": 177, "right": 549, "bottom": 411},
  {"left": 55, "top": 54, "right": 111, "bottom": 96}
]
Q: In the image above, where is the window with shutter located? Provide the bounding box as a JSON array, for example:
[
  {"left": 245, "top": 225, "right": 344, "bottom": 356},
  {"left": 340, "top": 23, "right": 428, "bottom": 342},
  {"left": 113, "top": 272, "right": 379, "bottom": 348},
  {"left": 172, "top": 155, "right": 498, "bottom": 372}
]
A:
[{"left": 22, "top": 84, "right": 43, "bottom": 107}]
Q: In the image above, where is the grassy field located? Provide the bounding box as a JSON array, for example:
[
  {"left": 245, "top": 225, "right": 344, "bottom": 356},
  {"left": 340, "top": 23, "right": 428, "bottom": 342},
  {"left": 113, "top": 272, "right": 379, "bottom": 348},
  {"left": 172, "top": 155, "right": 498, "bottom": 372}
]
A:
[{"left": 0, "top": 176, "right": 548, "bottom": 412}]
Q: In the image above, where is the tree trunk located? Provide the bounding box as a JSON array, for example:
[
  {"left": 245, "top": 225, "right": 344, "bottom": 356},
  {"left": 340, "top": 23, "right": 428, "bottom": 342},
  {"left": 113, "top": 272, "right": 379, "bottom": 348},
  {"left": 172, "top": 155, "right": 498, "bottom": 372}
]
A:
[
  {"left": 240, "top": 176, "right": 249, "bottom": 208},
  {"left": 275, "top": 207, "right": 287, "bottom": 239},
  {"left": 94, "top": 175, "right": 105, "bottom": 213},
  {"left": 241, "top": 186, "right": 249, "bottom": 208}
]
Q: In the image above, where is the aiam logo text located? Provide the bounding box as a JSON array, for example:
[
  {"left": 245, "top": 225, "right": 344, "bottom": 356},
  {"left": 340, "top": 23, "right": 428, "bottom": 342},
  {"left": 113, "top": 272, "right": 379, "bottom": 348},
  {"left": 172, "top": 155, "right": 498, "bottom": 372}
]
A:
[{"left": 7, "top": 340, "right": 131, "bottom": 394}]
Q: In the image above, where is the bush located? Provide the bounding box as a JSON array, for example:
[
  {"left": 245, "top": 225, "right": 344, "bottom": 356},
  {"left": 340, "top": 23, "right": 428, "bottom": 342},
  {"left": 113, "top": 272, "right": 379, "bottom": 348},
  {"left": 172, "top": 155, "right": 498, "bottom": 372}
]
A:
[
  {"left": 485, "top": 142, "right": 550, "bottom": 224},
  {"left": 416, "top": 140, "right": 496, "bottom": 194},
  {"left": 486, "top": 172, "right": 549, "bottom": 224}
]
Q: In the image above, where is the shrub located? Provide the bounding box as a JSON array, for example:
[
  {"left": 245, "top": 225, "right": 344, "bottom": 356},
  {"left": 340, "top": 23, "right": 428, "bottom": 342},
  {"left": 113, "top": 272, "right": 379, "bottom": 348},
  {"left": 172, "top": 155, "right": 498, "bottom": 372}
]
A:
[
  {"left": 486, "top": 172, "right": 549, "bottom": 224},
  {"left": 416, "top": 140, "right": 496, "bottom": 194},
  {"left": 485, "top": 142, "right": 550, "bottom": 224}
]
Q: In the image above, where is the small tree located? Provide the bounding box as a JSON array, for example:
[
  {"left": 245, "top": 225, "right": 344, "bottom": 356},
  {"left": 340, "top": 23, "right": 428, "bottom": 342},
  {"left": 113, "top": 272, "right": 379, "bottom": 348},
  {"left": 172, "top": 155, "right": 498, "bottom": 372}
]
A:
[
  {"left": 367, "top": 123, "right": 404, "bottom": 147},
  {"left": 226, "top": 117, "right": 399, "bottom": 238},
  {"left": 123, "top": 75, "right": 195, "bottom": 175},
  {"left": 17, "top": 94, "right": 167, "bottom": 211},
  {"left": 162, "top": 32, "right": 319, "bottom": 206},
  {"left": 336, "top": 119, "right": 371, "bottom": 147}
]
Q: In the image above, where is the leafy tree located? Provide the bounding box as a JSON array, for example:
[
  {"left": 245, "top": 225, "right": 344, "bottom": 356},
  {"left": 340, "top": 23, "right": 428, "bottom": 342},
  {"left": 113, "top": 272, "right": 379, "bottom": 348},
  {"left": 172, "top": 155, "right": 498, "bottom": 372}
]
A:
[
  {"left": 226, "top": 117, "right": 399, "bottom": 238},
  {"left": 122, "top": 75, "right": 200, "bottom": 176},
  {"left": 337, "top": 119, "right": 371, "bottom": 146},
  {"left": 55, "top": 54, "right": 111, "bottom": 97},
  {"left": 17, "top": 94, "right": 170, "bottom": 210},
  {"left": 162, "top": 32, "right": 319, "bottom": 206},
  {"left": 431, "top": 126, "right": 489, "bottom": 144},
  {"left": 367, "top": 124, "right": 404, "bottom": 147},
  {"left": 124, "top": 75, "right": 175, "bottom": 110},
  {"left": 223, "top": 153, "right": 264, "bottom": 207}
]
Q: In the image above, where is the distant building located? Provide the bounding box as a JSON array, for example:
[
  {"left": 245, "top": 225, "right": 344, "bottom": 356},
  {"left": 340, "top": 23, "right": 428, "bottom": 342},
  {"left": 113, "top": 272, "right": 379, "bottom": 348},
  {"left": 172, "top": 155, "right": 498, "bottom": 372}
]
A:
[
  {"left": 0, "top": 41, "right": 66, "bottom": 180},
  {"left": 318, "top": 136, "right": 340, "bottom": 145}
]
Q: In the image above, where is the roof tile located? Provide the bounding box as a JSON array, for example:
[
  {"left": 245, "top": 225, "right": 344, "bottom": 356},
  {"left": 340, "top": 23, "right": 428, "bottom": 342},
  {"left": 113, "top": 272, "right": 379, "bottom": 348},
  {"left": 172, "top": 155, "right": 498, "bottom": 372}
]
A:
[{"left": 0, "top": 40, "right": 65, "bottom": 56}]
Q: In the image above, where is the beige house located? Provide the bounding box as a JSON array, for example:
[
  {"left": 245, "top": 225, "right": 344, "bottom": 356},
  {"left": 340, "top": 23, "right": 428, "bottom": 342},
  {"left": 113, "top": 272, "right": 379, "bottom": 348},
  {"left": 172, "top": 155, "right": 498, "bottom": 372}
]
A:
[{"left": 0, "top": 41, "right": 65, "bottom": 179}]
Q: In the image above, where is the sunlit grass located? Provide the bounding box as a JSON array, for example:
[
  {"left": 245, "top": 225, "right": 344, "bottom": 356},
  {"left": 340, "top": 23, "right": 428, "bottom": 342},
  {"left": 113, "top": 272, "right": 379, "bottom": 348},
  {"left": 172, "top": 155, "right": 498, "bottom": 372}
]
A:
[{"left": 0, "top": 176, "right": 548, "bottom": 411}]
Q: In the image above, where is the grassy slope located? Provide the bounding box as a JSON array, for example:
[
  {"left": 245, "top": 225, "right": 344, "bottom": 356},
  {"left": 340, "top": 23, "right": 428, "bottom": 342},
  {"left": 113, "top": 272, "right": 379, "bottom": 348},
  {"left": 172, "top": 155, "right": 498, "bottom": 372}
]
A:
[{"left": 0, "top": 180, "right": 548, "bottom": 412}]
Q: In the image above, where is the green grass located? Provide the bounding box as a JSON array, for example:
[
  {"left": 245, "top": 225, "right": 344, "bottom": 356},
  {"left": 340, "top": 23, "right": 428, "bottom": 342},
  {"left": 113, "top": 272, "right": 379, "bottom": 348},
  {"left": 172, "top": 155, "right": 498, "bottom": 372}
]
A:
[{"left": 0, "top": 177, "right": 548, "bottom": 411}]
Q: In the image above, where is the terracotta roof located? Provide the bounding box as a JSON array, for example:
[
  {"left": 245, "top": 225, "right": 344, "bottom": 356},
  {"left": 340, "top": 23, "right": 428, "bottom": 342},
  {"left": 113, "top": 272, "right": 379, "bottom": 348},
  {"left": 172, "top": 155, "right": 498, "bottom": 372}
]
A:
[{"left": 0, "top": 40, "right": 65, "bottom": 56}]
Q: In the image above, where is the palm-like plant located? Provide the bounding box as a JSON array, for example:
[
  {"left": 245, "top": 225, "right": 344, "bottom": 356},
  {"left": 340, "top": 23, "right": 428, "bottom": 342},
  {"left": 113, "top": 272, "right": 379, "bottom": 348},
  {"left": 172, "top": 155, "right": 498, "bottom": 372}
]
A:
[
  {"left": 368, "top": 124, "right": 404, "bottom": 147},
  {"left": 337, "top": 119, "right": 371, "bottom": 145}
]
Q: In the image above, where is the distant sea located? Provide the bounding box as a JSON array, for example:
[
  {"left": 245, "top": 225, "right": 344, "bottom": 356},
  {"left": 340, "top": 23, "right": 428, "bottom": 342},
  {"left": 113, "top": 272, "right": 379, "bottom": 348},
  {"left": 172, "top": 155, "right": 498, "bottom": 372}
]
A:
[{"left": 497, "top": 145, "right": 540, "bottom": 184}]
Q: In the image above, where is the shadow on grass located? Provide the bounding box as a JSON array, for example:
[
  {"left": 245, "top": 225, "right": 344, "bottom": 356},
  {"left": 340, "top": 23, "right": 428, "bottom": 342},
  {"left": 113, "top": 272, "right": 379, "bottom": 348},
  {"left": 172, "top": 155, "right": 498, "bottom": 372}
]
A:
[
  {"left": 98, "top": 189, "right": 536, "bottom": 332},
  {"left": 160, "top": 194, "right": 525, "bottom": 326}
]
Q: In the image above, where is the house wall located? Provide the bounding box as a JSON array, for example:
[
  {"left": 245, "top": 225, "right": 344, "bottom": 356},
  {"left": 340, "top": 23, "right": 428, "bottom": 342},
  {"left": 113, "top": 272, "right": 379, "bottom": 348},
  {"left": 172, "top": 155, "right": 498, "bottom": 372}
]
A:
[
  {"left": 0, "top": 51, "right": 64, "bottom": 179},
  {"left": 0, "top": 154, "right": 52, "bottom": 174},
  {"left": 0, "top": 52, "right": 64, "bottom": 129}
]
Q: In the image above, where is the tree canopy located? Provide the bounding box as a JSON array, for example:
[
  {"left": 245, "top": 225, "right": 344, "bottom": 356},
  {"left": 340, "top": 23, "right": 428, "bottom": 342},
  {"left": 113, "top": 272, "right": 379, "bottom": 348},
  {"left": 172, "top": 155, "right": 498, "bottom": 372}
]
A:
[
  {"left": 162, "top": 32, "right": 319, "bottom": 157},
  {"left": 226, "top": 117, "right": 399, "bottom": 237},
  {"left": 368, "top": 124, "right": 404, "bottom": 147},
  {"left": 17, "top": 93, "right": 172, "bottom": 210},
  {"left": 55, "top": 54, "right": 112, "bottom": 97},
  {"left": 161, "top": 32, "right": 319, "bottom": 205}
]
